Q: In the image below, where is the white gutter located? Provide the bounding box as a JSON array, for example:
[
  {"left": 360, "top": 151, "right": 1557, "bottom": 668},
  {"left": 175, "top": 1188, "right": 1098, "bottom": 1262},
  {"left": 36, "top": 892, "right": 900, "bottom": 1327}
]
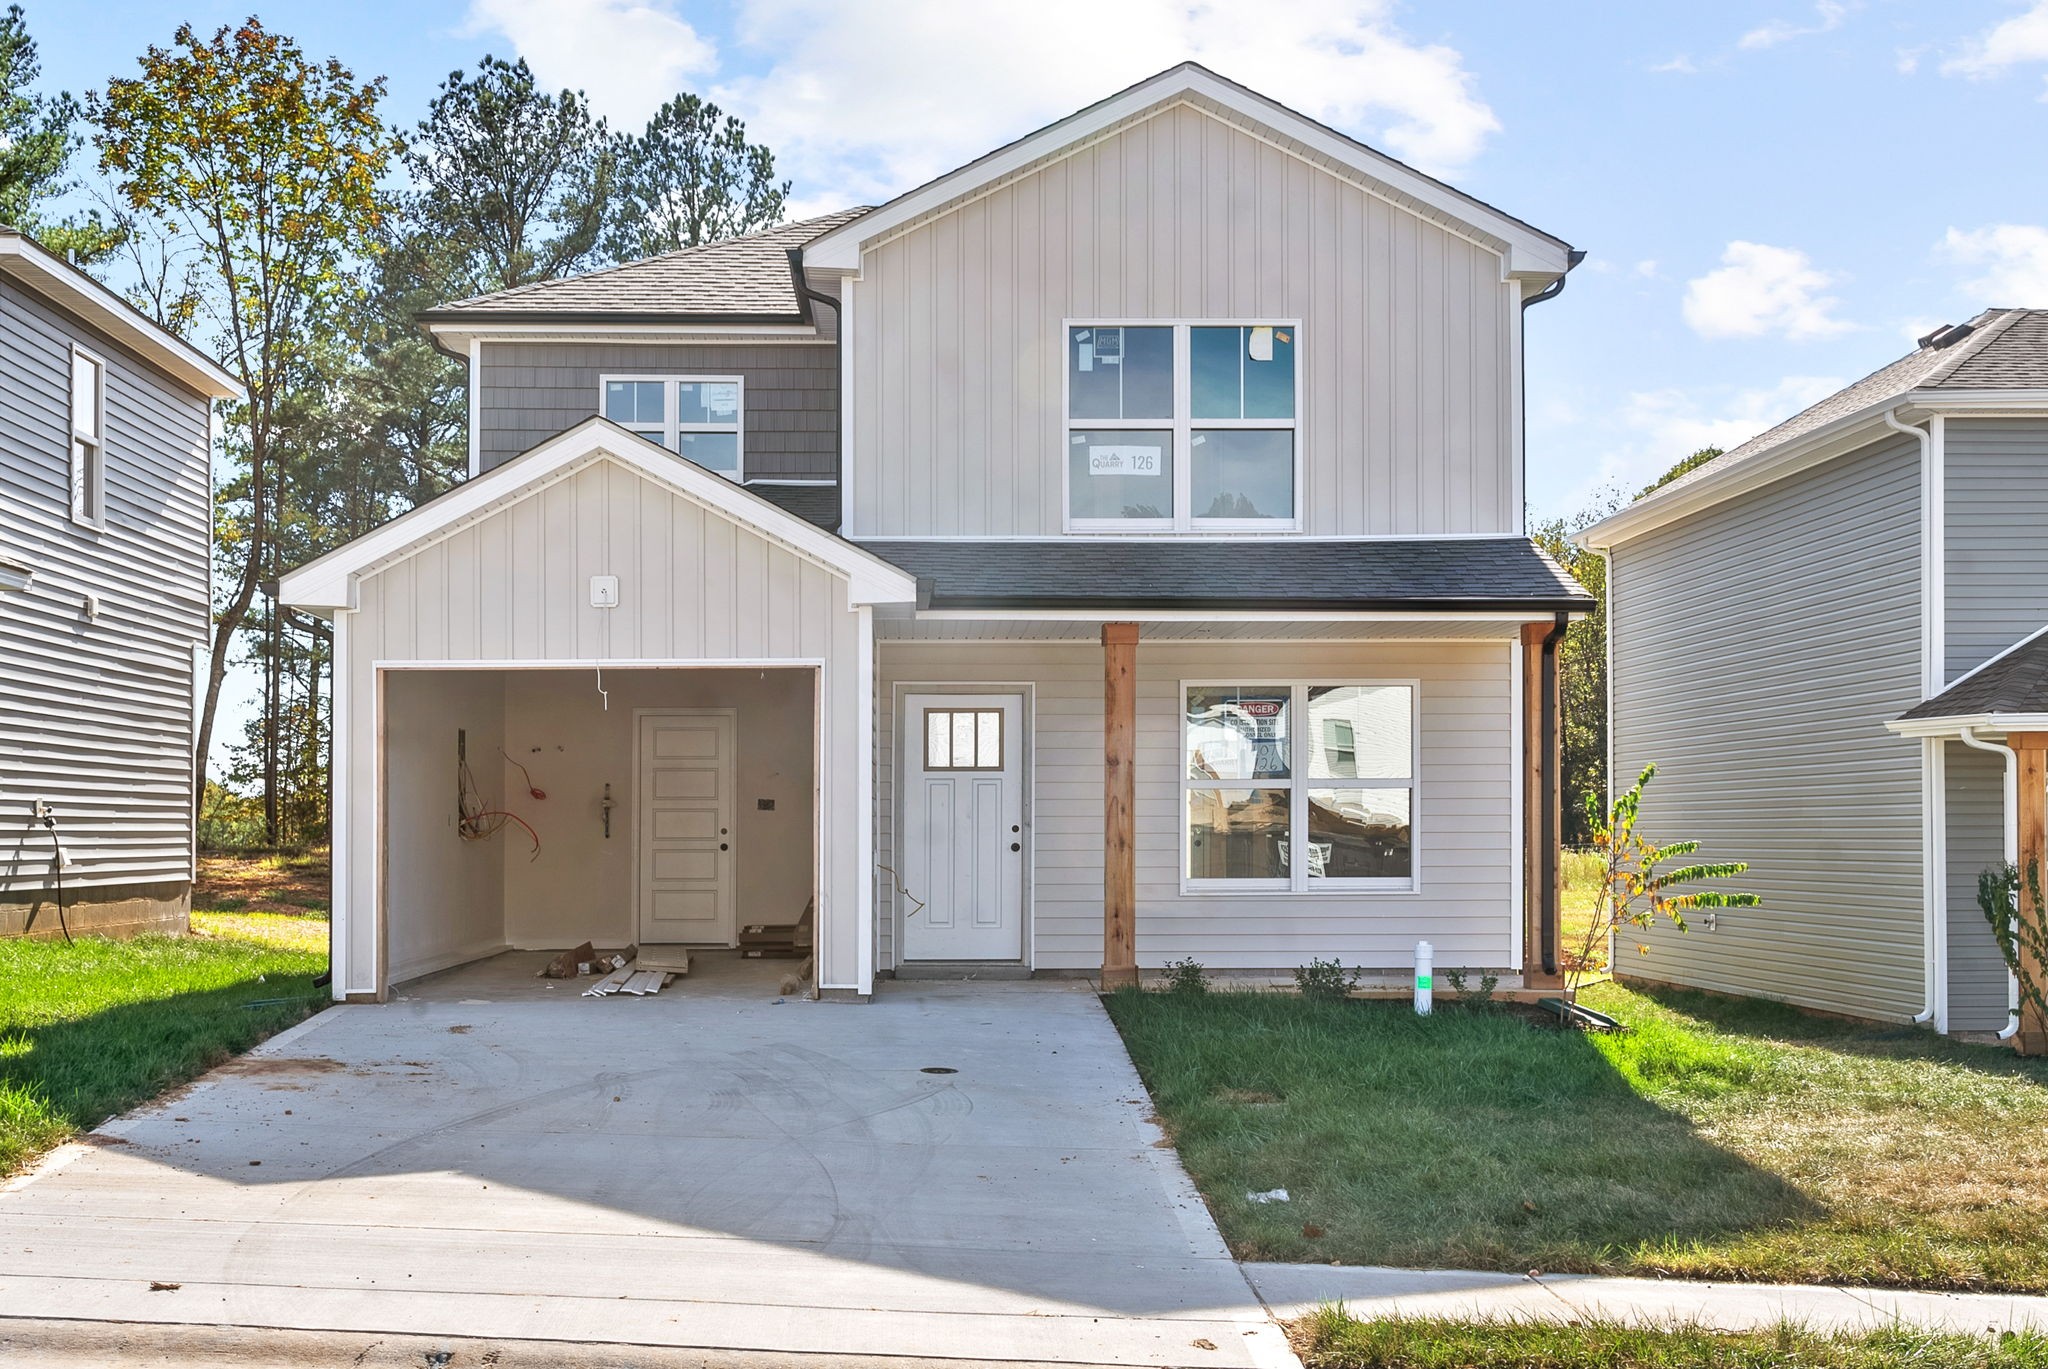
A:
[{"left": 1959, "top": 726, "right": 2023, "bottom": 1039}]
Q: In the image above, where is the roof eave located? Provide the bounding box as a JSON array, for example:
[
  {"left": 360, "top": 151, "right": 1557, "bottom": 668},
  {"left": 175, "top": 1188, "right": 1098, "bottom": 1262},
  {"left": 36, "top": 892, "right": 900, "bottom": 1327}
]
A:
[
  {"left": 804, "top": 63, "right": 1571, "bottom": 279},
  {"left": 0, "top": 232, "right": 243, "bottom": 399},
  {"left": 420, "top": 308, "right": 811, "bottom": 327},
  {"left": 1886, "top": 712, "right": 2048, "bottom": 738},
  {"left": 919, "top": 594, "right": 1594, "bottom": 614}
]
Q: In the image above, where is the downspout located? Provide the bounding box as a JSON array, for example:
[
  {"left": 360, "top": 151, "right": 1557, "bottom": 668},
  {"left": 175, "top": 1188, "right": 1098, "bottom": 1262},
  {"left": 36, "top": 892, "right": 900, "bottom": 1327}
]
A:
[
  {"left": 1884, "top": 405, "right": 1941, "bottom": 1025},
  {"left": 1540, "top": 609, "right": 1569, "bottom": 978},
  {"left": 1960, "top": 726, "right": 2024, "bottom": 1039},
  {"left": 787, "top": 247, "right": 844, "bottom": 532}
]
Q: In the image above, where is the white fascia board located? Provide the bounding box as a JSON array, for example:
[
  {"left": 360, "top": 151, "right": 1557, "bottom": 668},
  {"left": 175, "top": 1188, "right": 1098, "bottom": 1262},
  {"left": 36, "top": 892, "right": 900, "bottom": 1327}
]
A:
[
  {"left": 429, "top": 321, "right": 826, "bottom": 350},
  {"left": 1574, "top": 403, "right": 1908, "bottom": 551},
  {"left": 1904, "top": 388, "right": 2048, "bottom": 413},
  {"left": 279, "top": 417, "right": 917, "bottom": 612},
  {"left": 803, "top": 65, "right": 1570, "bottom": 279},
  {"left": 1888, "top": 713, "right": 2048, "bottom": 739},
  {"left": 0, "top": 235, "right": 243, "bottom": 399}
]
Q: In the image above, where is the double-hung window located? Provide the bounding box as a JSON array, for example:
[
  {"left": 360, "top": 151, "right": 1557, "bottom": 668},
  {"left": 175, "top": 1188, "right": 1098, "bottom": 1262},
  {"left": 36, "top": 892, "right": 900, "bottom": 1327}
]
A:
[
  {"left": 1183, "top": 681, "right": 1416, "bottom": 892},
  {"left": 600, "top": 375, "right": 744, "bottom": 478},
  {"left": 69, "top": 346, "right": 105, "bottom": 527},
  {"left": 1065, "top": 322, "right": 1298, "bottom": 531}
]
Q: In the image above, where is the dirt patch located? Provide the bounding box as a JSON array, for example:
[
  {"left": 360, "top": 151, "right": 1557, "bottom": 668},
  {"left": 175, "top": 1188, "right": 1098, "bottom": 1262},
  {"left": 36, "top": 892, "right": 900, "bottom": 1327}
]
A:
[
  {"left": 194, "top": 853, "right": 331, "bottom": 917},
  {"left": 217, "top": 1057, "right": 346, "bottom": 1078}
]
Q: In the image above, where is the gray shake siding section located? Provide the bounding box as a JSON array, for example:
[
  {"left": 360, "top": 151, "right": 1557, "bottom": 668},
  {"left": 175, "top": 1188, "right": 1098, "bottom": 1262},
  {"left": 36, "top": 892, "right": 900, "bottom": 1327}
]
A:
[
  {"left": 1944, "top": 418, "right": 2048, "bottom": 680},
  {"left": 1944, "top": 741, "right": 2010, "bottom": 1032},
  {"left": 0, "top": 275, "right": 212, "bottom": 934},
  {"left": 1609, "top": 435, "right": 1926, "bottom": 1021},
  {"left": 477, "top": 340, "right": 838, "bottom": 479}
]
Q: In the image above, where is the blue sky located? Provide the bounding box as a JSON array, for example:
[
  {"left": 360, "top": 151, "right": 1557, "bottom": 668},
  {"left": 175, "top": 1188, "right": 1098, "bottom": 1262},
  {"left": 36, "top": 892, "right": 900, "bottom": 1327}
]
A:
[{"left": 28, "top": 1, "right": 2048, "bottom": 764}]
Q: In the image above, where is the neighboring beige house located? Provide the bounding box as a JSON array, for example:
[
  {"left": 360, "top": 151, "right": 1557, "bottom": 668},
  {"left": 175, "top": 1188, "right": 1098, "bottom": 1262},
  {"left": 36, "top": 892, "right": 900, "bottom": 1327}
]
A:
[
  {"left": 1, "top": 230, "right": 242, "bottom": 938},
  {"left": 280, "top": 64, "right": 1591, "bottom": 1001},
  {"left": 1581, "top": 312, "right": 2048, "bottom": 1043}
]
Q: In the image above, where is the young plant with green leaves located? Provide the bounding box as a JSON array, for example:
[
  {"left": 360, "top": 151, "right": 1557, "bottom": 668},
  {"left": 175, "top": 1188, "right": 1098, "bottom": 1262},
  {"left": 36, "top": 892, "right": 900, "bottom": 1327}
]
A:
[
  {"left": 1571, "top": 763, "right": 1760, "bottom": 1003},
  {"left": 1979, "top": 858, "right": 2048, "bottom": 1052}
]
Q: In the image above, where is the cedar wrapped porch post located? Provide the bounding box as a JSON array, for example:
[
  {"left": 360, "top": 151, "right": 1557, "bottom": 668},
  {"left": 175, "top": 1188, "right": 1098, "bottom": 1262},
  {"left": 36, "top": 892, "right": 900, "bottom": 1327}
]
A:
[
  {"left": 1521, "top": 618, "right": 1567, "bottom": 991},
  {"left": 1102, "top": 623, "right": 1140, "bottom": 989},
  {"left": 2013, "top": 731, "right": 2048, "bottom": 1056}
]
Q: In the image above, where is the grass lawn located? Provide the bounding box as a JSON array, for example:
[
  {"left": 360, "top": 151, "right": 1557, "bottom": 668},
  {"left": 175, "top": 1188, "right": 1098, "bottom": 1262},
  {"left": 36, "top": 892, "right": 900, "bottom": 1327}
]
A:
[
  {"left": 1293, "top": 1312, "right": 2048, "bottom": 1369},
  {"left": 194, "top": 849, "right": 331, "bottom": 916},
  {"left": 0, "top": 912, "right": 327, "bottom": 1176},
  {"left": 1105, "top": 982, "right": 2048, "bottom": 1292}
]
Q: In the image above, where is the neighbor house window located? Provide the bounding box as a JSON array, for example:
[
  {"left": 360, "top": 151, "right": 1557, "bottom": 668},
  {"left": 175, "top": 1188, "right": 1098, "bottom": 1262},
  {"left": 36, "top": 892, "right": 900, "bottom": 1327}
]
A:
[
  {"left": 1183, "top": 681, "right": 1415, "bottom": 891},
  {"left": 923, "top": 708, "right": 1004, "bottom": 771},
  {"left": 69, "top": 346, "right": 105, "bottom": 527},
  {"left": 600, "top": 375, "right": 743, "bottom": 478},
  {"left": 1066, "top": 323, "right": 1298, "bottom": 531}
]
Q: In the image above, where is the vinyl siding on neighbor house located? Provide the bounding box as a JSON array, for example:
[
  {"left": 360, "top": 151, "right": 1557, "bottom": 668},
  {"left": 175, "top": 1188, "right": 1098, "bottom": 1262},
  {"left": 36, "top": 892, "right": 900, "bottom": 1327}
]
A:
[
  {"left": 337, "top": 457, "right": 865, "bottom": 993},
  {"left": 477, "top": 336, "right": 838, "bottom": 480},
  {"left": 874, "top": 638, "right": 1516, "bottom": 974},
  {"left": 1609, "top": 435, "right": 1926, "bottom": 1022},
  {"left": 843, "top": 100, "right": 1519, "bottom": 539},
  {"left": 0, "top": 274, "right": 210, "bottom": 923},
  {"left": 1944, "top": 740, "right": 2010, "bottom": 1033},
  {"left": 1944, "top": 417, "right": 2048, "bottom": 680}
]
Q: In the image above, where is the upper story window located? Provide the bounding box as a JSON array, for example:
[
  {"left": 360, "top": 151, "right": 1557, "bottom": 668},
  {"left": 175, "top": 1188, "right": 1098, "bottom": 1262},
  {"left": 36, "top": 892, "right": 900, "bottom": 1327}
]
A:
[
  {"left": 601, "top": 375, "right": 743, "bottom": 479},
  {"left": 1065, "top": 323, "right": 1298, "bottom": 533},
  {"left": 69, "top": 345, "right": 106, "bottom": 528}
]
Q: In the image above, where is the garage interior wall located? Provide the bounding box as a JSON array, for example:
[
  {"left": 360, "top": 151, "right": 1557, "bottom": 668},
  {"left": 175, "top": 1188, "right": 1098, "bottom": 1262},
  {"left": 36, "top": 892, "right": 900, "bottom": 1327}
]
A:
[{"left": 379, "top": 667, "right": 814, "bottom": 985}]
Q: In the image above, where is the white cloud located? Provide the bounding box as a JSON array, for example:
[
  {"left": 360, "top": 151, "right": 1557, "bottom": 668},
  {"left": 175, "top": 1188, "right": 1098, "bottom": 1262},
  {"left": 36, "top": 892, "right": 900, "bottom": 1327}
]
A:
[
  {"left": 1738, "top": 0, "right": 1849, "bottom": 50},
  {"left": 462, "top": 0, "right": 717, "bottom": 129},
  {"left": 1943, "top": 1, "right": 2048, "bottom": 84},
  {"left": 1682, "top": 241, "right": 1854, "bottom": 341},
  {"left": 1633, "top": 259, "right": 1660, "bottom": 279},
  {"left": 1942, "top": 224, "right": 2048, "bottom": 304},
  {"left": 1649, "top": 55, "right": 1697, "bottom": 74}
]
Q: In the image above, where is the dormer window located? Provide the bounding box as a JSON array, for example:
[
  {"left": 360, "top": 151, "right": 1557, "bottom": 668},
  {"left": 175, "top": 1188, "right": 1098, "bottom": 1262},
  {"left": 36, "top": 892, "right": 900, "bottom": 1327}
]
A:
[
  {"left": 1064, "top": 323, "right": 1298, "bottom": 533},
  {"left": 601, "top": 375, "right": 743, "bottom": 478}
]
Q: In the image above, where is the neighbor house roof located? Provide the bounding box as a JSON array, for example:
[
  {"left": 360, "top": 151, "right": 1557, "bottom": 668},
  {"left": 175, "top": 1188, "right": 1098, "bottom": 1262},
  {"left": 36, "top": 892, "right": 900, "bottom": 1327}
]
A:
[
  {"left": 803, "top": 62, "right": 1575, "bottom": 282},
  {"left": 419, "top": 209, "right": 871, "bottom": 325},
  {"left": 1894, "top": 625, "right": 2048, "bottom": 731},
  {"left": 855, "top": 538, "right": 1593, "bottom": 614},
  {"left": 1579, "top": 308, "right": 2048, "bottom": 550},
  {"left": 0, "top": 229, "right": 242, "bottom": 399}
]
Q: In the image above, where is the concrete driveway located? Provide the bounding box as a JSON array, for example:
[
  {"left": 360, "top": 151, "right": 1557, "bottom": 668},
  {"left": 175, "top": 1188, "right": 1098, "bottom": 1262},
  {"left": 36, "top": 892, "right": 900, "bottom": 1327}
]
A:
[{"left": 0, "top": 955, "right": 1293, "bottom": 1368}]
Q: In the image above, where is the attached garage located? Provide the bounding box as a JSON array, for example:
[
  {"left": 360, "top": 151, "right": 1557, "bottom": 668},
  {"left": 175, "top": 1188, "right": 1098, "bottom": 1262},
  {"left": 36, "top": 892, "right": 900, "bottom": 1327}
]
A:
[{"left": 279, "top": 419, "right": 917, "bottom": 1001}]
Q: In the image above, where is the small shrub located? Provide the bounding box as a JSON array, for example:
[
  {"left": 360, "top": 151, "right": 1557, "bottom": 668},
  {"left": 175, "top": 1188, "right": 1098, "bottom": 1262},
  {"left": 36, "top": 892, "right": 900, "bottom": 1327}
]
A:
[
  {"left": 1294, "top": 957, "right": 1358, "bottom": 1002},
  {"left": 1442, "top": 967, "right": 1500, "bottom": 1010},
  {"left": 1161, "top": 957, "right": 1209, "bottom": 996}
]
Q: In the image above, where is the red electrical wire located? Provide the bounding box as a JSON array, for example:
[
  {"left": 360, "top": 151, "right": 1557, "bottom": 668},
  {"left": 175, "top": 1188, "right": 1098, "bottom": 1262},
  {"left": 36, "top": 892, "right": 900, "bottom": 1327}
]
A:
[{"left": 500, "top": 748, "right": 546, "bottom": 800}]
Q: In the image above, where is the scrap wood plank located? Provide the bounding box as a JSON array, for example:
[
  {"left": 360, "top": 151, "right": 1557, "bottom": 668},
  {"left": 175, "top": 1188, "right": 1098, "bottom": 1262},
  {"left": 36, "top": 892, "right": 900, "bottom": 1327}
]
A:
[
  {"left": 636, "top": 949, "right": 690, "bottom": 975},
  {"left": 582, "top": 966, "right": 633, "bottom": 997},
  {"left": 621, "top": 970, "right": 664, "bottom": 995}
]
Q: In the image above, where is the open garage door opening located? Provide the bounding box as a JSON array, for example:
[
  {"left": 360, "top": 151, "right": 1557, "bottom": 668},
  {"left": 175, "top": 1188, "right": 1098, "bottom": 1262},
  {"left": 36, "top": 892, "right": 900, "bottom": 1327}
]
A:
[{"left": 376, "top": 666, "right": 818, "bottom": 996}]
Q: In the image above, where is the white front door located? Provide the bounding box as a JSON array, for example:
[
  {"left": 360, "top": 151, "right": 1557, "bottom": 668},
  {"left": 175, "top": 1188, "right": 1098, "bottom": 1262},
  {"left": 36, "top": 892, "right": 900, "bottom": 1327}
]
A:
[
  {"left": 636, "top": 709, "right": 735, "bottom": 945},
  {"left": 902, "top": 693, "right": 1025, "bottom": 961}
]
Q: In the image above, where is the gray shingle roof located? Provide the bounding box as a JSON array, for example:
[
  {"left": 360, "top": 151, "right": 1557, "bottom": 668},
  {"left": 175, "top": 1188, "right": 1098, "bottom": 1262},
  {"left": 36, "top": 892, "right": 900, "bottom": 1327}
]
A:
[
  {"left": 1899, "top": 628, "right": 2048, "bottom": 722},
  {"left": 421, "top": 210, "right": 870, "bottom": 321},
  {"left": 745, "top": 482, "right": 839, "bottom": 528},
  {"left": 853, "top": 538, "right": 1592, "bottom": 613},
  {"left": 1648, "top": 308, "right": 2048, "bottom": 505}
]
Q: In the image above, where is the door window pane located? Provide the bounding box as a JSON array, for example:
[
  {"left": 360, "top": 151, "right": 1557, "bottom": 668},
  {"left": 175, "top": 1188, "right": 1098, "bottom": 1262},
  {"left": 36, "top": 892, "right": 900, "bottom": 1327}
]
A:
[
  {"left": 924, "top": 709, "right": 1003, "bottom": 771},
  {"left": 1192, "top": 430, "right": 1293, "bottom": 520},
  {"left": 1307, "top": 789, "right": 1412, "bottom": 879},
  {"left": 604, "top": 380, "right": 665, "bottom": 425},
  {"left": 1068, "top": 326, "right": 1173, "bottom": 420},
  {"left": 1187, "top": 788, "right": 1289, "bottom": 880},
  {"left": 1185, "top": 686, "right": 1291, "bottom": 780},
  {"left": 678, "top": 381, "right": 740, "bottom": 425},
  {"left": 1307, "top": 686, "right": 1412, "bottom": 779},
  {"left": 1191, "top": 325, "right": 1294, "bottom": 420},
  {"left": 1068, "top": 429, "right": 1171, "bottom": 521},
  {"left": 679, "top": 431, "right": 740, "bottom": 472}
]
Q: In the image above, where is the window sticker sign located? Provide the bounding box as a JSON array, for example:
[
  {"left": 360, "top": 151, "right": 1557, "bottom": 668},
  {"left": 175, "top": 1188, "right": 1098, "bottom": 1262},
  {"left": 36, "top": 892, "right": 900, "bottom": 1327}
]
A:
[{"left": 1088, "top": 444, "right": 1163, "bottom": 477}]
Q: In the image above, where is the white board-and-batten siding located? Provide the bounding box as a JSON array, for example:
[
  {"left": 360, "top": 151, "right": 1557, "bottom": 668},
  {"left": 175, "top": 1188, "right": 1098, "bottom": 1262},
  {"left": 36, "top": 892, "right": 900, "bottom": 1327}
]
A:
[
  {"left": 844, "top": 101, "right": 1518, "bottom": 539},
  {"left": 336, "top": 458, "right": 865, "bottom": 994},
  {"left": 1608, "top": 436, "right": 1927, "bottom": 1022},
  {"left": 0, "top": 275, "right": 211, "bottom": 909},
  {"left": 875, "top": 639, "right": 1516, "bottom": 974}
]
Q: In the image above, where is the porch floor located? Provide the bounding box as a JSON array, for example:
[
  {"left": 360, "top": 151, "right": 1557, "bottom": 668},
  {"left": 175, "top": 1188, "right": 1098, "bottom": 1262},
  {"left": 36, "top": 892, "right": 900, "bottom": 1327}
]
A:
[{"left": 0, "top": 954, "right": 1289, "bottom": 1367}]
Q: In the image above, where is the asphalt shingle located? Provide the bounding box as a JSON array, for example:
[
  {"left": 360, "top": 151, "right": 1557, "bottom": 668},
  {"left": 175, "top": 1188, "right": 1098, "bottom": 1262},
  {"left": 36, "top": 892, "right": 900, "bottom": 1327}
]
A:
[{"left": 1899, "top": 629, "right": 2048, "bottom": 722}]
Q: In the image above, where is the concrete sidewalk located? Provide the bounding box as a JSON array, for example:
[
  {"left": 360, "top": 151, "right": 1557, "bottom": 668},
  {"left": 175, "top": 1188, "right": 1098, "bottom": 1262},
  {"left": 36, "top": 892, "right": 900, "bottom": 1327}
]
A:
[{"left": 1247, "top": 1263, "right": 2048, "bottom": 1336}]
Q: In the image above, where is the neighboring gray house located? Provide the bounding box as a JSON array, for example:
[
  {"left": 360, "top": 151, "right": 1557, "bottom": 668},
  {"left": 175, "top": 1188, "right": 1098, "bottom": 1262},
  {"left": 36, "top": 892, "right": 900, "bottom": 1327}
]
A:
[
  {"left": 281, "top": 65, "right": 1593, "bottom": 1002},
  {"left": 0, "top": 229, "right": 243, "bottom": 937},
  {"left": 1581, "top": 310, "right": 2048, "bottom": 1036}
]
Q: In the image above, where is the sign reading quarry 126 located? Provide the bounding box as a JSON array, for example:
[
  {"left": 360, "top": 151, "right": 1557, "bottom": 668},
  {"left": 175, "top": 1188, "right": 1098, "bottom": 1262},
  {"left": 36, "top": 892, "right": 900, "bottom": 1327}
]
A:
[{"left": 1088, "top": 445, "right": 1163, "bottom": 477}]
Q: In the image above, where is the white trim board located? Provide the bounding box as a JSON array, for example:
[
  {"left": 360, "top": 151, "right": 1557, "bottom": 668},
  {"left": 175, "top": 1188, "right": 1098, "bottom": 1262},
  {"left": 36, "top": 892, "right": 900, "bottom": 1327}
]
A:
[{"left": 278, "top": 417, "right": 918, "bottom": 612}]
